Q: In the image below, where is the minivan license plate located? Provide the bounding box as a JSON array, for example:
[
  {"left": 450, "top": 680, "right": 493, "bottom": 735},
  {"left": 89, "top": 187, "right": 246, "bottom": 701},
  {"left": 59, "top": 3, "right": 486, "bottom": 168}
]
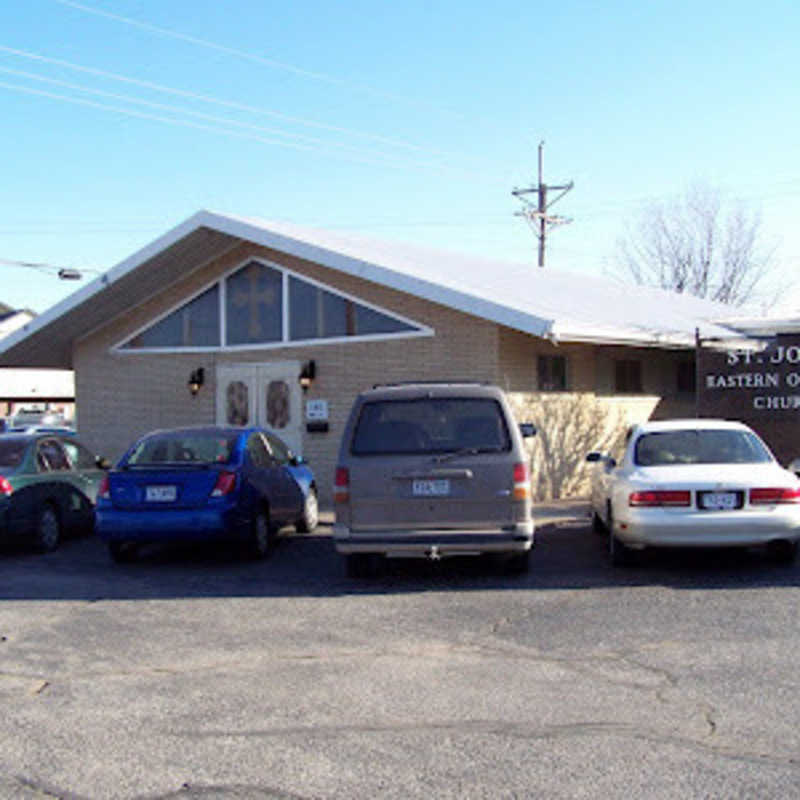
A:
[
  {"left": 145, "top": 485, "right": 177, "bottom": 502},
  {"left": 412, "top": 479, "right": 450, "bottom": 497},
  {"left": 700, "top": 491, "right": 737, "bottom": 510}
]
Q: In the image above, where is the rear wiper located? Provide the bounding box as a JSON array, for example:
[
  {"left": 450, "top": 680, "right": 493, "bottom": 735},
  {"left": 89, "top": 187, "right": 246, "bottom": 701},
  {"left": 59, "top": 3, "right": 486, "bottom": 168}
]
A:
[
  {"left": 433, "top": 446, "right": 504, "bottom": 464},
  {"left": 433, "top": 447, "right": 478, "bottom": 464}
]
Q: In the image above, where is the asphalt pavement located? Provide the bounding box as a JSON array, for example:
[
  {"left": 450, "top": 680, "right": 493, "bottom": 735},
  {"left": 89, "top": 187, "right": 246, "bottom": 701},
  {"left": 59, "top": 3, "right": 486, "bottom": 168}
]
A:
[{"left": 0, "top": 502, "right": 799, "bottom": 799}]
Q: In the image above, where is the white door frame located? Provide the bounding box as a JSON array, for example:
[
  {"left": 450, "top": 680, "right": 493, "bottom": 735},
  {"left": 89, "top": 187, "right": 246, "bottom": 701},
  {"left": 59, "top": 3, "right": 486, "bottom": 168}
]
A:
[{"left": 216, "top": 361, "right": 303, "bottom": 455}]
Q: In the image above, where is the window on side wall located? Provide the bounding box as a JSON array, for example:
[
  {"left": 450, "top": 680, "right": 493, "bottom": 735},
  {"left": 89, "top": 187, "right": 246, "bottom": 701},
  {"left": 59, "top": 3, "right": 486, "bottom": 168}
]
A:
[
  {"left": 615, "top": 359, "right": 643, "bottom": 393},
  {"left": 537, "top": 355, "right": 568, "bottom": 391}
]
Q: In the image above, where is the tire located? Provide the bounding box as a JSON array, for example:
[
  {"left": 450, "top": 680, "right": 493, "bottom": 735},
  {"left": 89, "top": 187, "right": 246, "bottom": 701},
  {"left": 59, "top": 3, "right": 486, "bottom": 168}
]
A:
[
  {"left": 109, "top": 541, "right": 137, "bottom": 563},
  {"left": 248, "top": 509, "right": 273, "bottom": 560},
  {"left": 591, "top": 511, "right": 606, "bottom": 535},
  {"left": 295, "top": 488, "right": 319, "bottom": 533},
  {"left": 767, "top": 539, "right": 798, "bottom": 564},
  {"left": 607, "top": 507, "right": 636, "bottom": 566},
  {"left": 345, "top": 553, "right": 373, "bottom": 578},
  {"left": 34, "top": 504, "right": 61, "bottom": 553}
]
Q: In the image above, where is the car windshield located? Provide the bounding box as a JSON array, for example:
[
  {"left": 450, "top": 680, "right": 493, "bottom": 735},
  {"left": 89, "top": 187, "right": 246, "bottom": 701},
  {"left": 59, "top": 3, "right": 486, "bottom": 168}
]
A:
[
  {"left": 126, "top": 432, "right": 239, "bottom": 466},
  {"left": 351, "top": 397, "right": 511, "bottom": 456},
  {"left": 634, "top": 429, "right": 773, "bottom": 466},
  {"left": 0, "top": 439, "right": 28, "bottom": 470}
]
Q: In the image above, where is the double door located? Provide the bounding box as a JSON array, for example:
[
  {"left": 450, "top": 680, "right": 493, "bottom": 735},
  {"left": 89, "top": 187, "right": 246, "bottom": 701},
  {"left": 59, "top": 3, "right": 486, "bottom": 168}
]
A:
[{"left": 215, "top": 362, "right": 303, "bottom": 456}]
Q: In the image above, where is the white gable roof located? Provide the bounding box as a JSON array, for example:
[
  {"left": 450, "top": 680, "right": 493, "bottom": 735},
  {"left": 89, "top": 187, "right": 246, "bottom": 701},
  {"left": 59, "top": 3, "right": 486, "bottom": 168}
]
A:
[
  {"left": 210, "top": 211, "right": 736, "bottom": 347},
  {"left": 0, "top": 209, "right": 738, "bottom": 368}
]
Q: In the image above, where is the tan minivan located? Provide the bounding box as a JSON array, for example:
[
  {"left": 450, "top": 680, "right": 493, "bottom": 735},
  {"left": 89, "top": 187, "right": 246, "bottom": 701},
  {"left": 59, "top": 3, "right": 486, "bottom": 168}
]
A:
[{"left": 333, "top": 382, "right": 536, "bottom": 576}]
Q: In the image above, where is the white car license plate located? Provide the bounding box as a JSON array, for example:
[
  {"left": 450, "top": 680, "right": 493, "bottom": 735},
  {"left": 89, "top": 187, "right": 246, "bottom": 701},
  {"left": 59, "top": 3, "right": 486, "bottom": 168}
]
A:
[
  {"left": 412, "top": 479, "right": 450, "bottom": 497},
  {"left": 145, "top": 485, "right": 177, "bottom": 502},
  {"left": 700, "top": 491, "right": 737, "bottom": 510}
]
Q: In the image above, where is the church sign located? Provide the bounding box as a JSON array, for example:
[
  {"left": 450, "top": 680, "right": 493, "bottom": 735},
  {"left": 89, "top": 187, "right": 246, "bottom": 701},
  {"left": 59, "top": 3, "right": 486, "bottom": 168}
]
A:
[{"left": 697, "top": 334, "right": 800, "bottom": 465}]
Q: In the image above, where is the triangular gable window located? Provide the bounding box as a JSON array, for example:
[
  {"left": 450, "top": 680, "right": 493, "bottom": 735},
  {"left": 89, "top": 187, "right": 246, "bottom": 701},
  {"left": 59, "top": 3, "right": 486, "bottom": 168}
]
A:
[
  {"left": 287, "top": 275, "right": 416, "bottom": 342},
  {"left": 119, "top": 259, "right": 428, "bottom": 352},
  {"left": 121, "top": 285, "right": 220, "bottom": 349}
]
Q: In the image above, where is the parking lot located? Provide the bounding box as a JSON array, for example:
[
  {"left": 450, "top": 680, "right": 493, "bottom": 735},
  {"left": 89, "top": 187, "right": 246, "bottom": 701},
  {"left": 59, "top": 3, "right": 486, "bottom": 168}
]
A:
[{"left": 1, "top": 502, "right": 799, "bottom": 799}]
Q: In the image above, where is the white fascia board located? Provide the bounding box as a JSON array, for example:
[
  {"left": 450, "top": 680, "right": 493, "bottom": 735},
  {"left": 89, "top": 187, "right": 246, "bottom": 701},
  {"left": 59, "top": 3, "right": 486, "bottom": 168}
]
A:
[
  {"left": 549, "top": 321, "right": 730, "bottom": 349},
  {"left": 718, "top": 317, "right": 800, "bottom": 336},
  {"left": 197, "top": 211, "right": 556, "bottom": 339}
]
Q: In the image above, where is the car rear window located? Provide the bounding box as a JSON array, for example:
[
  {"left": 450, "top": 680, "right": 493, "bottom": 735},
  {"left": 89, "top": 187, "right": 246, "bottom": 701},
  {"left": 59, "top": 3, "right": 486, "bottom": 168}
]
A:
[
  {"left": 126, "top": 432, "right": 239, "bottom": 466},
  {"left": 0, "top": 439, "right": 27, "bottom": 470},
  {"left": 634, "top": 429, "right": 773, "bottom": 466},
  {"left": 351, "top": 398, "right": 511, "bottom": 456}
]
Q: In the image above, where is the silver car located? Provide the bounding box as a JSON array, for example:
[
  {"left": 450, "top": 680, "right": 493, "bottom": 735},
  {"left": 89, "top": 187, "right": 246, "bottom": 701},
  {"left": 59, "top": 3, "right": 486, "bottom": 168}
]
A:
[{"left": 333, "top": 382, "right": 536, "bottom": 576}]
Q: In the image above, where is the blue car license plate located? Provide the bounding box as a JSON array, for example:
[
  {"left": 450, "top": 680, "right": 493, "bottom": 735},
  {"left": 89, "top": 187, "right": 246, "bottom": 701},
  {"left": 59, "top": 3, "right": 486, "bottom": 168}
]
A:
[{"left": 412, "top": 479, "right": 450, "bottom": 497}]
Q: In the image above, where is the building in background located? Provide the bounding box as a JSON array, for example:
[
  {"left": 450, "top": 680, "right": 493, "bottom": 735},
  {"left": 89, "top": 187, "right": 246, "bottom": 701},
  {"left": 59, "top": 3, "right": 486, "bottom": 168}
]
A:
[
  {"left": 0, "top": 304, "right": 74, "bottom": 424},
  {"left": 0, "top": 211, "right": 739, "bottom": 503}
]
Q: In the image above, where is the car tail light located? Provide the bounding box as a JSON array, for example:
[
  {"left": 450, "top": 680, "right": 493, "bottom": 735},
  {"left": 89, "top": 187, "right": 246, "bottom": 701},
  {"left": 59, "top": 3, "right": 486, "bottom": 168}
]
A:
[
  {"left": 334, "top": 467, "right": 350, "bottom": 504},
  {"left": 513, "top": 462, "right": 530, "bottom": 501},
  {"left": 629, "top": 490, "right": 691, "bottom": 507},
  {"left": 749, "top": 487, "right": 800, "bottom": 505},
  {"left": 97, "top": 476, "right": 110, "bottom": 500},
  {"left": 0, "top": 475, "right": 12, "bottom": 497},
  {"left": 211, "top": 471, "right": 237, "bottom": 497}
]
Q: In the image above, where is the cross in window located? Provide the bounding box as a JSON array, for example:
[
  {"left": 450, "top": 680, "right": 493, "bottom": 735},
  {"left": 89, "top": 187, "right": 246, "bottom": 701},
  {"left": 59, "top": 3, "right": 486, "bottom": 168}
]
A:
[{"left": 232, "top": 264, "right": 277, "bottom": 339}]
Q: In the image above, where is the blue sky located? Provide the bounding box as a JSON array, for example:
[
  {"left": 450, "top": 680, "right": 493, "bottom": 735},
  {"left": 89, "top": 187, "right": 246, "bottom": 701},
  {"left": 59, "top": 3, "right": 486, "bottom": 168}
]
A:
[{"left": 1, "top": 0, "right": 799, "bottom": 313}]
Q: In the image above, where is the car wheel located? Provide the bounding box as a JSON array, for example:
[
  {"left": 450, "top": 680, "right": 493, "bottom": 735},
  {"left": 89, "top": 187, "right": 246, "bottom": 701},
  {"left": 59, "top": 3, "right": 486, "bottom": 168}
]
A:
[
  {"left": 608, "top": 508, "right": 635, "bottom": 566},
  {"left": 295, "top": 488, "right": 319, "bottom": 533},
  {"left": 249, "top": 509, "right": 273, "bottom": 559},
  {"left": 34, "top": 504, "right": 61, "bottom": 553},
  {"left": 109, "top": 541, "right": 137, "bottom": 563},
  {"left": 767, "top": 539, "right": 798, "bottom": 564}
]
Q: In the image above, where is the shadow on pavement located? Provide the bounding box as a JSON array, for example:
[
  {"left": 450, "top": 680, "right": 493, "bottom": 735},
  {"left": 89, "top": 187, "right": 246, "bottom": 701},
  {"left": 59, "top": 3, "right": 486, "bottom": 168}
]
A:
[{"left": 0, "top": 501, "right": 798, "bottom": 601}]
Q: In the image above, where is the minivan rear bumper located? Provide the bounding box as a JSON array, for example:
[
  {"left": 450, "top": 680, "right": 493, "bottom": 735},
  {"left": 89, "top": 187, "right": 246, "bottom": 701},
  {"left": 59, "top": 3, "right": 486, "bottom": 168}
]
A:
[{"left": 333, "top": 522, "right": 534, "bottom": 557}]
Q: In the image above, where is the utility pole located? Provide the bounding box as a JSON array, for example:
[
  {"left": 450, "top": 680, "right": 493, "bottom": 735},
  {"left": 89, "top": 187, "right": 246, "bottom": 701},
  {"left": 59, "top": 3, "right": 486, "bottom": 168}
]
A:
[{"left": 512, "top": 141, "right": 574, "bottom": 267}]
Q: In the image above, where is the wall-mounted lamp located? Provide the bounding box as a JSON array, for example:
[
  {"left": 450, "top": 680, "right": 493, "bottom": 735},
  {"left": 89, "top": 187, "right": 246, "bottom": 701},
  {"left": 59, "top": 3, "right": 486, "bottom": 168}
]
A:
[
  {"left": 298, "top": 360, "right": 316, "bottom": 393},
  {"left": 188, "top": 367, "right": 205, "bottom": 397}
]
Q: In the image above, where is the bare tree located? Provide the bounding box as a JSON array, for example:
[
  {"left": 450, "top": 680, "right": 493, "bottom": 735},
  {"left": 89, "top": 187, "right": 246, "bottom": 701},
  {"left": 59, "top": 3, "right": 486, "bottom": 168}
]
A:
[
  {"left": 616, "top": 183, "right": 773, "bottom": 306},
  {"left": 510, "top": 393, "right": 627, "bottom": 501}
]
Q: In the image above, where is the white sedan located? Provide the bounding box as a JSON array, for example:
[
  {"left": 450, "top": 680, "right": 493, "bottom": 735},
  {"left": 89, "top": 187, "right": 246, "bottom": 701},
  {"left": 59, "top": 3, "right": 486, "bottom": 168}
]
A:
[{"left": 587, "top": 419, "right": 800, "bottom": 565}]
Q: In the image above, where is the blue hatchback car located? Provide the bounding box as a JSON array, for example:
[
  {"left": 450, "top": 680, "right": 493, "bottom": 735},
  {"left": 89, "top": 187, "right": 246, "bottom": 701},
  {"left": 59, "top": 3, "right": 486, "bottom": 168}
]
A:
[{"left": 96, "top": 426, "right": 318, "bottom": 562}]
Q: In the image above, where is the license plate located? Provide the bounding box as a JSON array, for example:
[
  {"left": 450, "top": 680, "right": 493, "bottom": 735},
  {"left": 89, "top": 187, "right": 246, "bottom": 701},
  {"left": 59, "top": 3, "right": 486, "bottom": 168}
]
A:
[
  {"left": 412, "top": 479, "right": 450, "bottom": 497},
  {"left": 145, "top": 485, "right": 177, "bottom": 502},
  {"left": 700, "top": 492, "right": 737, "bottom": 510}
]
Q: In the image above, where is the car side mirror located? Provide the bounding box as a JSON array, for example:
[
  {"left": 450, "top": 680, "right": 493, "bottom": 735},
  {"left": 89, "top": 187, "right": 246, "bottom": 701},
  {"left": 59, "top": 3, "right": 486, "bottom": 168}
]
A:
[
  {"left": 290, "top": 455, "right": 307, "bottom": 467},
  {"left": 519, "top": 422, "right": 536, "bottom": 438},
  {"left": 587, "top": 452, "right": 617, "bottom": 469}
]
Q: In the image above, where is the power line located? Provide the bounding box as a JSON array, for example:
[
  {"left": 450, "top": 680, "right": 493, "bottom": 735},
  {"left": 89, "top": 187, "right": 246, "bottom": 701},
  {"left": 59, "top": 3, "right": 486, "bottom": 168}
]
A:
[
  {"left": 0, "top": 45, "right": 465, "bottom": 161},
  {"left": 52, "top": 0, "right": 471, "bottom": 120},
  {"left": 0, "top": 79, "right": 463, "bottom": 173},
  {"left": 0, "top": 65, "right": 454, "bottom": 168},
  {"left": 0, "top": 257, "right": 99, "bottom": 279}
]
